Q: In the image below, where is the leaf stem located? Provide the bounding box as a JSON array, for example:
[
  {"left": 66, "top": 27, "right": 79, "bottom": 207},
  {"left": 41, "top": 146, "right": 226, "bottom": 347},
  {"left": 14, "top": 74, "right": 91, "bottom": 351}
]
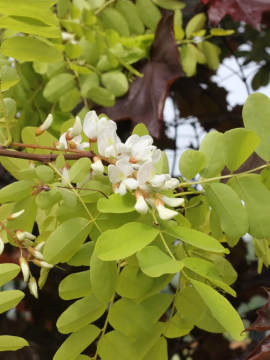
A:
[
  {"left": 151, "top": 210, "right": 176, "bottom": 260},
  {"left": 48, "top": 163, "right": 102, "bottom": 233},
  {"left": 177, "top": 163, "right": 269, "bottom": 190}
]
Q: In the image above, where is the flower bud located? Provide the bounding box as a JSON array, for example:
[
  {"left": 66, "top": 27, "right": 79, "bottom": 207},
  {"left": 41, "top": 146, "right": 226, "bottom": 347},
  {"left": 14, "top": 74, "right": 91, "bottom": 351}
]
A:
[
  {"left": 33, "top": 259, "right": 53, "bottom": 269},
  {"left": 91, "top": 157, "right": 104, "bottom": 175},
  {"left": 19, "top": 257, "right": 30, "bottom": 283},
  {"left": 28, "top": 247, "right": 44, "bottom": 260},
  {"left": 160, "top": 195, "right": 185, "bottom": 208},
  {"left": 35, "top": 114, "right": 53, "bottom": 136},
  {"left": 67, "top": 116, "right": 82, "bottom": 139},
  {"left": 135, "top": 191, "right": 148, "bottom": 214},
  {"left": 35, "top": 241, "right": 45, "bottom": 252},
  {"left": 28, "top": 276, "right": 38, "bottom": 299},
  {"left": 155, "top": 199, "right": 178, "bottom": 220},
  {"left": 16, "top": 230, "right": 26, "bottom": 242},
  {"left": 62, "top": 163, "right": 70, "bottom": 185},
  {"left": 0, "top": 237, "right": 4, "bottom": 255},
  {"left": 8, "top": 209, "right": 25, "bottom": 220}
]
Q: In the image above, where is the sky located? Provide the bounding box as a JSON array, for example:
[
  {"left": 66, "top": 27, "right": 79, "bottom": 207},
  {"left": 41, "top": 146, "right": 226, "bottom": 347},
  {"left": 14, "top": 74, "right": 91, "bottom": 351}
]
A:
[{"left": 164, "top": 55, "right": 270, "bottom": 176}]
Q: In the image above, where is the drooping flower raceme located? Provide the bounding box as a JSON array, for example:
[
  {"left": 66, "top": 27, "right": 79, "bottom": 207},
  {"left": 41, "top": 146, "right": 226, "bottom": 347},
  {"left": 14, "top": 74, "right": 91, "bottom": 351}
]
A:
[{"left": 54, "top": 110, "right": 184, "bottom": 220}]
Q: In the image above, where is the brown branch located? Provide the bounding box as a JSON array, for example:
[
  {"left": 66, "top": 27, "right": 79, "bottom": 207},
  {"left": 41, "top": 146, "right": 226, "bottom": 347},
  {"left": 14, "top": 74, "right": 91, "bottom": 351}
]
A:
[
  {"left": 0, "top": 147, "right": 96, "bottom": 164},
  {"left": 10, "top": 142, "right": 83, "bottom": 153}
]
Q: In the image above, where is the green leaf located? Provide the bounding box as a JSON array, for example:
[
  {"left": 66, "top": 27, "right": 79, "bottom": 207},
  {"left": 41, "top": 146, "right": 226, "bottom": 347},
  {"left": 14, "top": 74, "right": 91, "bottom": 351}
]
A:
[
  {"left": 142, "top": 337, "right": 168, "bottom": 360},
  {"left": 57, "top": 294, "right": 106, "bottom": 334},
  {"left": 97, "top": 193, "right": 135, "bottom": 213},
  {"left": 179, "top": 149, "right": 205, "bottom": 179},
  {"left": 176, "top": 286, "right": 224, "bottom": 333},
  {"left": 59, "top": 271, "right": 92, "bottom": 300},
  {"left": 69, "top": 158, "right": 91, "bottom": 183},
  {"left": 0, "top": 336, "right": 29, "bottom": 352},
  {"left": 2, "top": 97, "right": 16, "bottom": 120},
  {"left": 210, "top": 28, "right": 234, "bottom": 36},
  {"left": 101, "top": 71, "right": 128, "bottom": 97},
  {"left": 0, "top": 16, "right": 60, "bottom": 38},
  {"left": 243, "top": 93, "right": 270, "bottom": 161},
  {"left": 8, "top": 196, "right": 36, "bottom": 233},
  {"left": 115, "top": 0, "right": 144, "bottom": 35},
  {"left": 116, "top": 264, "right": 171, "bottom": 300},
  {"left": 108, "top": 298, "right": 158, "bottom": 338},
  {"left": 43, "top": 73, "right": 75, "bottom": 103},
  {"left": 95, "top": 222, "right": 159, "bottom": 261},
  {"left": 98, "top": 325, "right": 164, "bottom": 360},
  {"left": 154, "top": 151, "right": 169, "bottom": 174},
  {"left": 179, "top": 44, "right": 197, "bottom": 77},
  {"left": 67, "top": 242, "right": 95, "bottom": 267},
  {"left": 162, "top": 221, "right": 227, "bottom": 253},
  {"left": 229, "top": 174, "right": 270, "bottom": 239},
  {"left": 53, "top": 324, "right": 100, "bottom": 360},
  {"left": 153, "top": 0, "right": 185, "bottom": 10},
  {"left": 191, "top": 279, "right": 245, "bottom": 340},
  {"left": 223, "top": 128, "right": 260, "bottom": 172},
  {"left": 0, "top": 0, "right": 58, "bottom": 25},
  {"left": 90, "top": 252, "right": 118, "bottom": 302},
  {"left": 35, "top": 165, "right": 54, "bottom": 183},
  {"left": 137, "top": 246, "right": 183, "bottom": 277},
  {"left": 163, "top": 312, "right": 193, "bottom": 338},
  {"left": 182, "top": 257, "right": 236, "bottom": 296},
  {"left": 88, "top": 86, "right": 115, "bottom": 107},
  {"left": 79, "top": 73, "right": 99, "bottom": 98},
  {"left": 0, "top": 290, "right": 24, "bottom": 314},
  {"left": 97, "top": 330, "right": 137, "bottom": 360},
  {"left": 101, "top": 8, "right": 130, "bottom": 36},
  {"left": 185, "top": 13, "right": 206, "bottom": 39},
  {"left": 0, "top": 263, "right": 20, "bottom": 287},
  {"left": 185, "top": 195, "right": 209, "bottom": 231},
  {"left": 199, "top": 130, "right": 225, "bottom": 178},
  {"left": 0, "top": 65, "right": 19, "bottom": 91},
  {"left": 0, "top": 180, "right": 33, "bottom": 203},
  {"left": 132, "top": 123, "right": 149, "bottom": 136},
  {"left": 59, "top": 88, "right": 81, "bottom": 112},
  {"left": 197, "top": 41, "right": 221, "bottom": 70},
  {"left": 205, "top": 182, "right": 248, "bottom": 240},
  {"left": 1, "top": 37, "right": 62, "bottom": 63},
  {"left": 44, "top": 217, "right": 91, "bottom": 264},
  {"left": 136, "top": 0, "right": 161, "bottom": 32}
]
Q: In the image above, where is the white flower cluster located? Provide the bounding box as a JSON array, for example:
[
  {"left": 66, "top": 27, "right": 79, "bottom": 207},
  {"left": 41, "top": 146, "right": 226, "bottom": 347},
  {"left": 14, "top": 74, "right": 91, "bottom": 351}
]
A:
[{"left": 38, "top": 111, "right": 184, "bottom": 220}]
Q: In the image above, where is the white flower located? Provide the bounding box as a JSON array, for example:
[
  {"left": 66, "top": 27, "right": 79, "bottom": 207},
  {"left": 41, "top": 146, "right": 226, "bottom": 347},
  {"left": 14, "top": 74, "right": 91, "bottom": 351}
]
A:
[
  {"left": 135, "top": 191, "right": 148, "bottom": 214},
  {"left": 57, "top": 133, "right": 88, "bottom": 150},
  {"left": 19, "top": 257, "right": 30, "bottom": 283},
  {"left": 155, "top": 199, "right": 178, "bottom": 220},
  {"left": 91, "top": 157, "right": 104, "bottom": 175},
  {"left": 108, "top": 159, "right": 133, "bottom": 183},
  {"left": 83, "top": 111, "right": 99, "bottom": 140},
  {"left": 137, "top": 161, "right": 154, "bottom": 186},
  {"left": 98, "top": 126, "right": 122, "bottom": 158},
  {"left": 120, "top": 134, "right": 161, "bottom": 163},
  {"left": 108, "top": 159, "right": 138, "bottom": 195},
  {"left": 83, "top": 111, "right": 117, "bottom": 141},
  {"left": 162, "top": 178, "right": 180, "bottom": 190},
  {"left": 150, "top": 174, "right": 170, "bottom": 188},
  {"left": 160, "top": 195, "right": 184, "bottom": 208},
  {"left": 68, "top": 116, "right": 82, "bottom": 139},
  {"left": 36, "top": 114, "right": 53, "bottom": 136},
  {"left": 35, "top": 242, "right": 45, "bottom": 252}
]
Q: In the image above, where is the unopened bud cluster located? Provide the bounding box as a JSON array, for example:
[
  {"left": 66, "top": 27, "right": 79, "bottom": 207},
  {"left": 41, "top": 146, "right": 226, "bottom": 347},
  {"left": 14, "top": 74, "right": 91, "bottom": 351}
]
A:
[{"left": 38, "top": 111, "right": 185, "bottom": 220}]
